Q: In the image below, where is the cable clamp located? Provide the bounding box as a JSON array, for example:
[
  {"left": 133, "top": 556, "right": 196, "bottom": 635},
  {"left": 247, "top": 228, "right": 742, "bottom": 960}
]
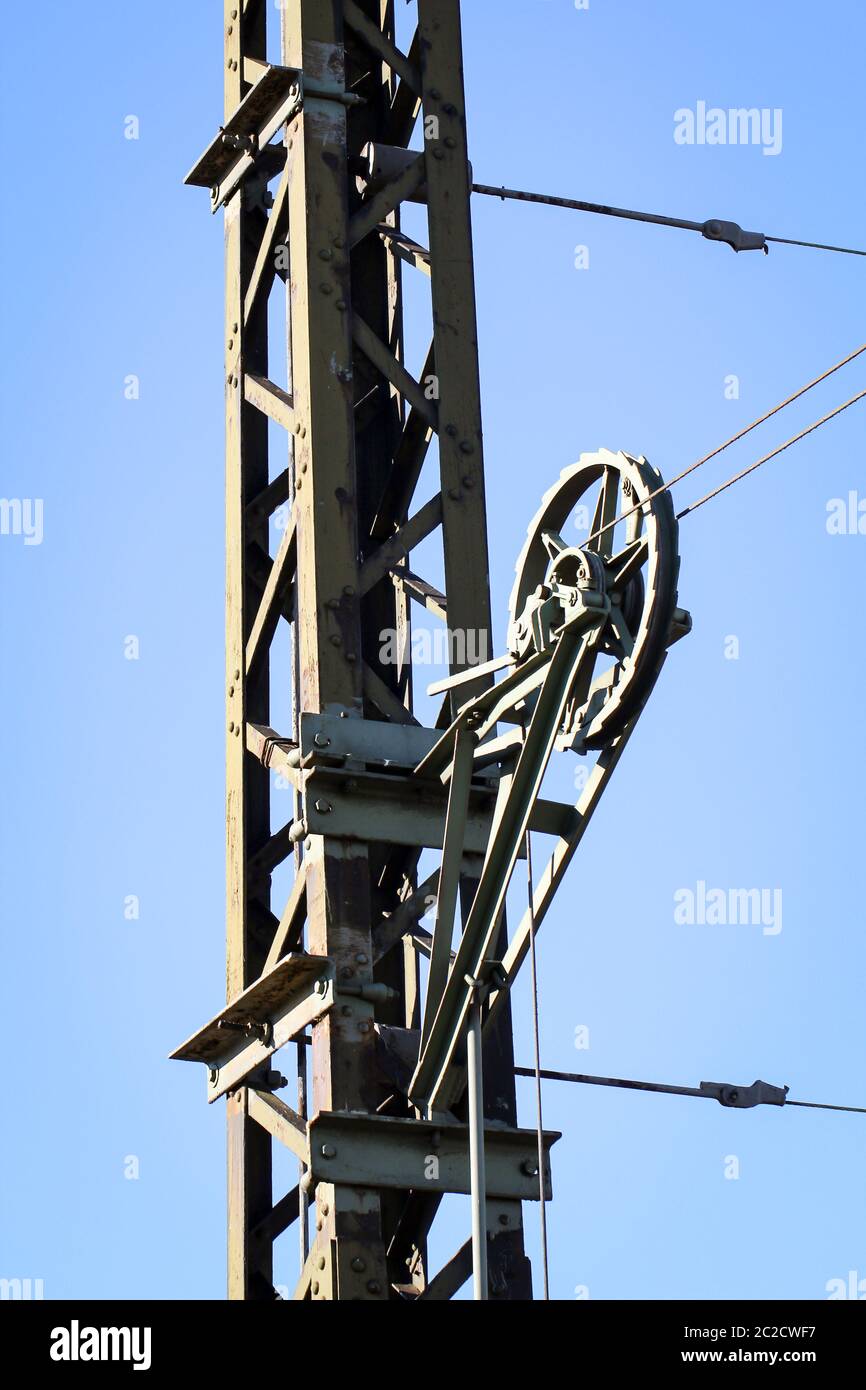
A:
[
  {"left": 700, "top": 1078, "right": 789, "bottom": 1108},
  {"left": 702, "top": 219, "right": 768, "bottom": 253}
]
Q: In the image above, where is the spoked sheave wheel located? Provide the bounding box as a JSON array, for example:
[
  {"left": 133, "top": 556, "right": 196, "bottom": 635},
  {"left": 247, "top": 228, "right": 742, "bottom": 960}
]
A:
[{"left": 508, "top": 449, "right": 682, "bottom": 750}]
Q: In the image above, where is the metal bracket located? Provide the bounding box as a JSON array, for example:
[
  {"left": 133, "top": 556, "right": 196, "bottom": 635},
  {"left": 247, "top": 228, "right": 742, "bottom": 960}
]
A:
[
  {"left": 700, "top": 1078, "right": 789, "bottom": 1108},
  {"left": 297, "top": 762, "right": 575, "bottom": 853},
  {"left": 307, "top": 1111, "right": 559, "bottom": 1200},
  {"left": 185, "top": 65, "right": 303, "bottom": 211},
  {"left": 170, "top": 953, "right": 334, "bottom": 1102}
]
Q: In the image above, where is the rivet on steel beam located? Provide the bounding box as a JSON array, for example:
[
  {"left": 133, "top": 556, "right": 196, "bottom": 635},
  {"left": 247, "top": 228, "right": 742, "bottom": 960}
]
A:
[
  {"left": 351, "top": 1257, "right": 366, "bottom": 1273},
  {"left": 448, "top": 489, "right": 462, "bottom": 502},
  {"left": 343, "top": 586, "right": 355, "bottom": 597},
  {"left": 367, "top": 1281, "right": 382, "bottom": 1295},
  {"left": 444, "top": 137, "right": 457, "bottom": 149},
  {"left": 317, "top": 1255, "right": 326, "bottom": 1270},
  {"left": 313, "top": 733, "right": 331, "bottom": 749},
  {"left": 460, "top": 440, "right": 475, "bottom": 454},
  {"left": 312, "top": 1280, "right": 319, "bottom": 1295},
  {"left": 315, "top": 800, "right": 332, "bottom": 814},
  {"left": 321, "top": 1145, "right": 337, "bottom": 1160},
  {"left": 330, "top": 635, "right": 342, "bottom": 647}
]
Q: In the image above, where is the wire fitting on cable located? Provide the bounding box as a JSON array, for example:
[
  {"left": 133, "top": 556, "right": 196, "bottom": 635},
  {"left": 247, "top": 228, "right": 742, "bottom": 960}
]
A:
[
  {"left": 700, "top": 1079, "right": 789, "bottom": 1108},
  {"left": 701, "top": 219, "right": 768, "bottom": 254}
]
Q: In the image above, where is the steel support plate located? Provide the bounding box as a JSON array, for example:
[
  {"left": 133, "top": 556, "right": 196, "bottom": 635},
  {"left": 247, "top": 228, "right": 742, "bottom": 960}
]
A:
[
  {"left": 300, "top": 710, "right": 442, "bottom": 770},
  {"left": 308, "top": 1111, "right": 559, "bottom": 1200},
  {"left": 170, "top": 953, "right": 334, "bottom": 1102}
]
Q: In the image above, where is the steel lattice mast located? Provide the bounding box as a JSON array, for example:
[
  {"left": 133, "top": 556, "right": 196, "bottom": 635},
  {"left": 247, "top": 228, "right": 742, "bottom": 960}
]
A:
[{"left": 175, "top": 0, "right": 536, "bottom": 1301}]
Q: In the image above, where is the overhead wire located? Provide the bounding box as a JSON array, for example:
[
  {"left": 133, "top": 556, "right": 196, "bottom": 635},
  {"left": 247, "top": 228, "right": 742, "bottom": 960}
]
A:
[
  {"left": 520, "top": 719, "right": 550, "bottom": 1300},
  {"left": 676, "top": 389, "right": 866, "bottom": 519},
  {"left": 575, "top": 343, "right": 866, "bottom": 547}
]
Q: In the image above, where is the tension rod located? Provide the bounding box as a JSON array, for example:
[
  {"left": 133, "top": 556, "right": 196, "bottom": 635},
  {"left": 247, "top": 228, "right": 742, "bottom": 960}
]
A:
[
  {"left": 472, "top": 183, "right": 866, "bottom": 257},
  {"left": 514, "top": 1067, "right": 866, "bottom": 1114}
]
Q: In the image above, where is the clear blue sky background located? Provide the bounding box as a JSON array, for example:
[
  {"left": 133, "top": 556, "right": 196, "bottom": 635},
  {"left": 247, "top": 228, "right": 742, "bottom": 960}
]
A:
[{"left": 1, "top": 0, "right": 864, "bottom": 1301}]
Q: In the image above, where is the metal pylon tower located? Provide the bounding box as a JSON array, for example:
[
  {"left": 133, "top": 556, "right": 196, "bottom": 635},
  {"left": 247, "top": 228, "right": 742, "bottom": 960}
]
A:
[{"left": 174, "top": 0, "right": 538, "bottom": 1301}]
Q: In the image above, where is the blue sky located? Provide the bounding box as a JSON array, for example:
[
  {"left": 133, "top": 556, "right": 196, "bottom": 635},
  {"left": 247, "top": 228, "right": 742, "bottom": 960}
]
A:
[{"left": 1, "top": 0, "right": 864, "bottom": 1300}]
